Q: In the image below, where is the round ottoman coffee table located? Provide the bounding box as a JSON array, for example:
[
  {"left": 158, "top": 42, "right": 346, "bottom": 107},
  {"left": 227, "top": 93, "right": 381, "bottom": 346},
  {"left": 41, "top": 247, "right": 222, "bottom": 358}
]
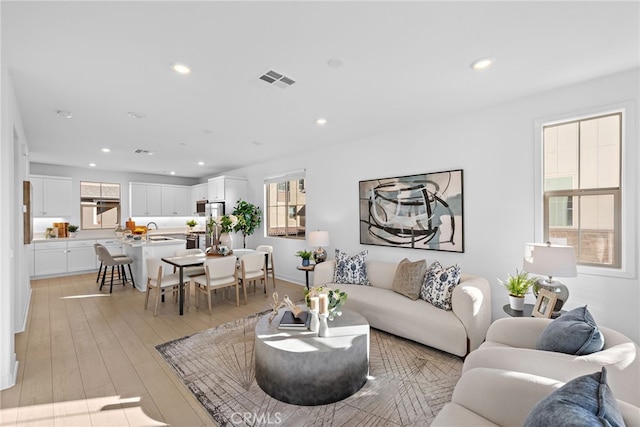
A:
[{"left": 254, "top": 307, "right": 370, "bottom": 406}]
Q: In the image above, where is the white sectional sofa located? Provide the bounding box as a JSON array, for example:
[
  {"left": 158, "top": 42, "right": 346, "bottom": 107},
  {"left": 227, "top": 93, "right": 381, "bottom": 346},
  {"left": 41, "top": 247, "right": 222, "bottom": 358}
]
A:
[{"left": 313, "top": 259, "right": 492, "bottom": 357}]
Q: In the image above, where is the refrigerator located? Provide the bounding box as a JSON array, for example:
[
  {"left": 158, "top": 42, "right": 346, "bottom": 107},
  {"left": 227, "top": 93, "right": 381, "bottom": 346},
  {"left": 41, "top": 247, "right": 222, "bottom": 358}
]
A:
[{"left": 204, "top": 201, "right": 225, "bottom": 248}]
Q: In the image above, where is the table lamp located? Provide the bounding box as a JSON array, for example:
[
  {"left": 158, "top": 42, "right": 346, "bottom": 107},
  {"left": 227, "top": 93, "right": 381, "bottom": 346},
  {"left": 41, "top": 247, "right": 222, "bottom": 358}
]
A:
[
  {"left": 308, "top": 230, "right": 330, "bottom": 264},
  {"left": 523, "top": 242, "right": 577, "bottom": 315}
]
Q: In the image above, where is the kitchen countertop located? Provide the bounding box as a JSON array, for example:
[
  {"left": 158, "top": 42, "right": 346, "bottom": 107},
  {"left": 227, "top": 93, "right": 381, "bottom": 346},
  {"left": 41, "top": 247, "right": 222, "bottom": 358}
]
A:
[{"left": 32, "top": 227, "right": 198, "bottom": 243}]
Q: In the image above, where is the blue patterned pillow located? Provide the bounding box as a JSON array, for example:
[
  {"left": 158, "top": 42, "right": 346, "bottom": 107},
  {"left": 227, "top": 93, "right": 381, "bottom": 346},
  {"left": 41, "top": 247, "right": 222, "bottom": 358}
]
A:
[
  {"left": 333, "top": 249, "right": 370, "bottom": 286},
  {"left": 420, "top": 261, "right": 461, "bottom": 310}
]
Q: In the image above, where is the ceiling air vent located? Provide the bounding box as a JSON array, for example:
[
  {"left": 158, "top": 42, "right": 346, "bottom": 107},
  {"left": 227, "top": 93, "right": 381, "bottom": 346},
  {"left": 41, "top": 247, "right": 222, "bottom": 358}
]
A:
[
  {"left": 133, "top": 149, "right": 155, "bottom": 155},
  {"left": 259, "top": 70, "right": 296, "bottom": 89}
]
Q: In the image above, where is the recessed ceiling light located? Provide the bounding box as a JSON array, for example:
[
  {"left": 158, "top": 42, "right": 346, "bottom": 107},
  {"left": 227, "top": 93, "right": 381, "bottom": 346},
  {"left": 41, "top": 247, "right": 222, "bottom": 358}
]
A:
[
  {"left": 101, "top": 148, "right": 111, "bottom": 153},
  {"left": 127, "top": 112, "right": 146, "bottom": 119},
  {"left": 316, "top": 118, "right": 327, "bottom": 125},
  {"left": 171, "top": 62, "right": 191, "bottom": 75},
  {"left": 327, "top": 58, "right": 344, "bottom": 68},
  {"left": 56, "top": 110, "right": 72, "bottom": 119},
  {"left": 197, "top": 161, "right": 204, "bottom": 166},
  {"left": 89, "top": 163, "right": 96, "bottom": 167},
  {"left": 470, "top": 57, "right": 495, "bottom": 71},
  {"left": 170, "top": 171, "right": 176, "bottom": 175}
]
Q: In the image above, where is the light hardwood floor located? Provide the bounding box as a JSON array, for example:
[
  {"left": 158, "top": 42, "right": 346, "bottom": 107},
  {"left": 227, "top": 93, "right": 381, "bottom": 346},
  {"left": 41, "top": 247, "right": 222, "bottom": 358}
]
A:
[{"left": 0, "top": 271, "right": 305, "bottom": 426}]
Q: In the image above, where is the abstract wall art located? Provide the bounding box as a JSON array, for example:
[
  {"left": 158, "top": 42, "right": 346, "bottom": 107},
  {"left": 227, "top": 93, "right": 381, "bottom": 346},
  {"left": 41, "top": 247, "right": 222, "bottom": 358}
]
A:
[{"left": 359, "top": 169, "right": 464, "bottom": 252}]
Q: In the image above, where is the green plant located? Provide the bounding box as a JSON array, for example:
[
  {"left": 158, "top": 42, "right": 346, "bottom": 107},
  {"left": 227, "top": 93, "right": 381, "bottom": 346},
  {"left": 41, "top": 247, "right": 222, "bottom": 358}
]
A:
[
  {"left": 67, "top": 224, "right": 79, "bottom": 233},
  {"left": 232, "top": 199, "right": 262, "bottom": 248},
  {"left": 497, "top": 269, "right": 536, "bottom": 297},
  {"left": 295, "top": 250, "right": 313, "bottom": 260},
  {"left": 186, "top": 219, "right": 198, "bottom": 227}
]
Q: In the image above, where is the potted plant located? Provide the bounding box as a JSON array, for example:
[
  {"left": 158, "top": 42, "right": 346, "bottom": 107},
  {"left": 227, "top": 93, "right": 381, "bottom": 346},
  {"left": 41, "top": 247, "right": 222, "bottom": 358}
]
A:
[
  {"left": 186, "top": 219, "right": 198, "bottom": 231},
  {"left": 67, "top": 224, "right": 79, "bottom": 238},
  {"left": 497, "top": 269, "right": 536, "bottom": 311},
  {"left": 295, "top": 250, "right": 313, "bottom": 267},
  {"left": 232, "top": 199, "right": 262, "bottom": 248}
]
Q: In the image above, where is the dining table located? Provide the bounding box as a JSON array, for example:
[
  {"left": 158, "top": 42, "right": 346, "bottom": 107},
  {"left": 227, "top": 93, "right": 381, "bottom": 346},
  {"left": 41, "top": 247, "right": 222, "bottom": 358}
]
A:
[{"left": 161, "top": 248, "right": 268, "bottom": 315}]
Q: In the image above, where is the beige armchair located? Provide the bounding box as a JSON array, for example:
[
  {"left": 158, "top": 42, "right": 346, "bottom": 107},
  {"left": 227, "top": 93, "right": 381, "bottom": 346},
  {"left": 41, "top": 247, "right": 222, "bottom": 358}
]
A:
[{"left": 463, "top": 317, "right": 640, "bottom": 406}]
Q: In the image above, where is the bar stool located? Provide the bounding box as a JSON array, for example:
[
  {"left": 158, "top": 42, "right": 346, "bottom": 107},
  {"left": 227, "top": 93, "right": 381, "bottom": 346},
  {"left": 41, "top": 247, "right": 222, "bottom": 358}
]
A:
[
  {"left": 96, "top": 245, "right": 135, "bottom": 293},
  {"left": 94, "top": 243, "right": 128, "bottom": 283}
]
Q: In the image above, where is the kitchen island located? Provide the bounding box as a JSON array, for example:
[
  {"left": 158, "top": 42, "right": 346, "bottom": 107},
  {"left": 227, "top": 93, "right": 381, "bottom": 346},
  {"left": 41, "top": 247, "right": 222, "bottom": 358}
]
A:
[{"left": 121, "top": 236, "right": 186, "bottom": 292}]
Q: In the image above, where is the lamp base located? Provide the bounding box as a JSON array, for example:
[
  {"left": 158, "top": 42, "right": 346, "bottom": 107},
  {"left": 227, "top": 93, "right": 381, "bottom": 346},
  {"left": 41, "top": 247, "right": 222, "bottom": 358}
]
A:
[
  {"left": 313, "top": 247, "right": 327, "bottom": 264},
  {"left": 533, "top": 278, "right": 569, "bottom": 316}
]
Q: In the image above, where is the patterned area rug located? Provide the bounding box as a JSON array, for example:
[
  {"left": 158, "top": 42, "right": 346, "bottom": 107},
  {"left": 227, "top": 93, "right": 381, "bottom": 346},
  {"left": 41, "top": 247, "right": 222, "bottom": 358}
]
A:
[{"left": 156, "top": 311, "right": 462, "bottom": 426}]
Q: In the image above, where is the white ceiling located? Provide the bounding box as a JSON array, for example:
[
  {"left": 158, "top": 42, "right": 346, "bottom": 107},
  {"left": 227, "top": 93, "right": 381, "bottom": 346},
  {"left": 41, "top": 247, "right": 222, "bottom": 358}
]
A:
[{"left": 3, "top": 1, "right": 639, "bottom": 179}]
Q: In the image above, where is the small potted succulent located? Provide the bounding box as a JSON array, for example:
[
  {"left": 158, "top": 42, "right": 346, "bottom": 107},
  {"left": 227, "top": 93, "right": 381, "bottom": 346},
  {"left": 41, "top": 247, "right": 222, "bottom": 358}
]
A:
[
  {"left": 497, "top": 269, "right": 536, "bottom": 311},
  {"left": 295, "top": 250, "right": 313, "bottom": 267},
  {"left": 67, "top": 224, "right": 79, "bottom": 238}
]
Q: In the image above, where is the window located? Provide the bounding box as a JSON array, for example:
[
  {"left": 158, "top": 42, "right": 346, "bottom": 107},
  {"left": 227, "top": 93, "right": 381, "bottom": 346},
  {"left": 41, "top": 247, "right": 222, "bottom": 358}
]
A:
[
  {"left": 542, "top": 113, "right": 621, "bottom": 268},
  {"left": 265, "top": 170, "right": 305, "bottom": 239},
  {"left": 80, "top": 181, "right": 121, "bottom": 230}
]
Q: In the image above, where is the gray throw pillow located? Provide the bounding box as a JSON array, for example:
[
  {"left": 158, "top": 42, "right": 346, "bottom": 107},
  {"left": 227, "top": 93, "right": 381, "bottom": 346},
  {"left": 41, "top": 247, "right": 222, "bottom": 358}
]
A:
[
  {"left": 391, "top": 258, "right": 427, "bottom": 300},
  {"left": 536, "top": 306, "right": 605, "bottom": 355},
  {"left": 523, "top": 368, "right": 624, "bottom": 427}
]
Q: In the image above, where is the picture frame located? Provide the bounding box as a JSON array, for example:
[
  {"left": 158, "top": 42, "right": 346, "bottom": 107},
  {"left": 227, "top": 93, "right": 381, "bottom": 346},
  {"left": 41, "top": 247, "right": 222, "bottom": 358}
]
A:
[
  {"left": 533, "top": 289, "right": 557, "bottom": 318},
  {"left": 359, "top": 169, "right": 464, "bottom": 252}
]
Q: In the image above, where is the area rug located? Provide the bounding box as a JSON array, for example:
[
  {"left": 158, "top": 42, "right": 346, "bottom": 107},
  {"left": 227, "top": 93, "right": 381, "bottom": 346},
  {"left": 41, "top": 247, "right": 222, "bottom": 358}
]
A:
[{"left": 156, "top": 311, "right": 462, "bottom": 426}]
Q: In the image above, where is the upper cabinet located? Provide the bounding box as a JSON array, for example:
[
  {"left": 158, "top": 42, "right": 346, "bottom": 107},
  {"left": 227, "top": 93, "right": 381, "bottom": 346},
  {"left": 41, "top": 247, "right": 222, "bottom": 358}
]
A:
[
  {"left": 30, "top": 175, "right": 72, "bottom": 217},
  {"left": 129, "top": 183, "right": 162, "bottom": 216},
  {"left": 161, "top": 185, "right": 190, "bottom": 216},
  {"left": 208, "top": 176, "right": 247, "bottom": 207},
  {"left": 190, "top": 183, "right": 208, "bottom": 215}
]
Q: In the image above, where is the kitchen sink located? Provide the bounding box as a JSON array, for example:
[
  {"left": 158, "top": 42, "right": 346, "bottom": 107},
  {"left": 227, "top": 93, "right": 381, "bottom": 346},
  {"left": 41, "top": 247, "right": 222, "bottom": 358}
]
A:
[{"left": 148, "top": 235, "right": 174, "bottom": 241}]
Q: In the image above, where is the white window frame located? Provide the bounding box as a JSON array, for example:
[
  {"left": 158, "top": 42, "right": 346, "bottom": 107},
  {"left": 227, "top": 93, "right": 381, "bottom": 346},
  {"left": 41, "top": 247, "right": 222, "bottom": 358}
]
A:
[
  {"left": 534, "top": 102, "right": 636, "bottom": 279},
  {"left": 264, "top": 169, "right": 306, "bottom": 240}
]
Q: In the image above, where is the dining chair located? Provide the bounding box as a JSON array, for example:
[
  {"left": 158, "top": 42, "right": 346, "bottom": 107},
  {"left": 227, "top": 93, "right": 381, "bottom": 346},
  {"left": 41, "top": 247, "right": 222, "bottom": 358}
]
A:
[
  {"left": 145, "top": 258, "right": 185, "bottom": 316},
  {"left": 239, "top": 252, "right": 268, "bottom": 295},
  {"left": 96, "top": 245, "right": 135, "bottom": 293},
  {"left": 94, "top": 243, "right": 128, "bottom": 283},
  {"left": 256, "top": 245, "right": 276, "bottom": 289},
  {"left": 173, "top": 248, "right": 206, "bottom": 306},
  {"left": 190, "top": 256, "right": 240, "bottom": 313}
]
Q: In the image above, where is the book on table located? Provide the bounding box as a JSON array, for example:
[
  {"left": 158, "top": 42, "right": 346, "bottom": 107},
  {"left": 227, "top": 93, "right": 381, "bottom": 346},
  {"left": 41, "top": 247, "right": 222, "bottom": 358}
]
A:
[{"left": 278, "top": 310, "right": 310, "bottom": 330}]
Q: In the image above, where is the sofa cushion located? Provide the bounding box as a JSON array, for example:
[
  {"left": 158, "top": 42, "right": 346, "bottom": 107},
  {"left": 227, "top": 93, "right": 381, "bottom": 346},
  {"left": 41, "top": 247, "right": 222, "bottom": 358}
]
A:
[
  {"left": 536, "top": 306, "right": 605, "bottom": 355},
  {"left": 420, "top": 261, "right": 461, "bottom": 310},
  {"left": 333, "top": 249, "right": 370, "bottom": 286},
  {"left": 391, "top": 258, "right": 427, "bottom": 300},
  {"left": 523, "top": 368, "right": 624, "bottom": 427}
]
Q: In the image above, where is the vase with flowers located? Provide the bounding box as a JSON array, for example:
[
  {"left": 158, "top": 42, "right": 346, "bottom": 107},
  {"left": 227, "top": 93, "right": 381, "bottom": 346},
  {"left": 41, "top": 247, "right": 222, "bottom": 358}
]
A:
[
  {"left": 305, "top": 286, "right": 348, "bottom": 321},
  {"left": 209, "top": 214, "right": 238, "bottom": 249}
]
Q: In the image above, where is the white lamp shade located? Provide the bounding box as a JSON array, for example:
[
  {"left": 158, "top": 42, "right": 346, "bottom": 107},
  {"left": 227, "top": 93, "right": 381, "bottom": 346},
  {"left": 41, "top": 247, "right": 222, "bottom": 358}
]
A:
[
  {"left": 523, "top": 243, "right": 577, "bottom": 277},
  {"left": 308, "top": 230, "right": 330, "bottom": 247}
]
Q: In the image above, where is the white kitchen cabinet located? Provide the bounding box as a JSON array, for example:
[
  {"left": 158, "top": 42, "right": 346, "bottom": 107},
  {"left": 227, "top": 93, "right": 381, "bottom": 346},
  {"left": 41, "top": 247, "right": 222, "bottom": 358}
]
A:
[
  {"left": 67, "top": 239, "right": 97, "bottom": 272},
  {"left": 207, "top": 176, "right": 247, "bottom": 207},
  {"left": 34, "top": 241, "right": 68, "bottom": 276},
  {"left": 96, "top": 239, "right": 124, "bottom": 257},
  {"left": 161, "top": 185, "right": 190, "bottom": 216},
  {"left": 190, "top": 183, "right": 208, "bottom": 215},
  {"left": 129, "top": 183, "right": 163, "bottom": 216},
  {"left": 30, "top": 175, "right": 72, "bottom": 217}
]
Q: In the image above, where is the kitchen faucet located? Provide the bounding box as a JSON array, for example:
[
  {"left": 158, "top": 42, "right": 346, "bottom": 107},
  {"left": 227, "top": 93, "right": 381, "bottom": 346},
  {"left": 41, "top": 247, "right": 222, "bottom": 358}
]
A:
[{"left": 146, "top": 222, "right": 158, "bottom": 241}]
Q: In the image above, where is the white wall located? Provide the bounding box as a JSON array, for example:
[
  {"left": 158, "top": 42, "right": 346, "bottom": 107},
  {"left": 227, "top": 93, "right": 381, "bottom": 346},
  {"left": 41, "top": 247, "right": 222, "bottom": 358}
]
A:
[
  {"left": 228, "top": 68, "right": 640, "bottom": 343},
  {"left": 0, "top": 66, "right": 30, "bottom": 389}
]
